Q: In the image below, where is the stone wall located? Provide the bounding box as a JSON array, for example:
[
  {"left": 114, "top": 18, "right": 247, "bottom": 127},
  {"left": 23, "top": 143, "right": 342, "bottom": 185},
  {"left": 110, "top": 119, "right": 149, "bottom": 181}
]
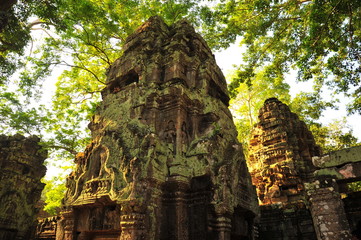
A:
[
  {"left": 0, "top": 134, "right": 47, "bottom": 240},
  {"left": 306, "top": 179, "right": 351, "bottom": 240},
  {"left": 258, "top": 203, "right": 316, "bottom": 240},
  {"left": 53, "top": 16, "right": 258, "bottom": 240}
]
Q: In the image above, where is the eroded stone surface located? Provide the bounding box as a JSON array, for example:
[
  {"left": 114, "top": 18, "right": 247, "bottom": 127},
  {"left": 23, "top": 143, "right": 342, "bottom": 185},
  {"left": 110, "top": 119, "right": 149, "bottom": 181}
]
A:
[
  {"left": 248, "top": 98, "right": 320, "bottom": 240},
  {"left": 306, "top": 179, "right": 352, "bottom": 239},
  {"left": 310, "top": 146, "right": 361, "bottom": 239},
  {"left": 0, "top": 134, "right": 47, "bottom": 240},
  {"left": 248, "top": 98, "right": 321, "bottom": 205},
  {"left": 57, "top": 16, "right": 258, "bottom": 240},
  {"left": 312, "top": 145, "right": 361, "bottom": 168}
]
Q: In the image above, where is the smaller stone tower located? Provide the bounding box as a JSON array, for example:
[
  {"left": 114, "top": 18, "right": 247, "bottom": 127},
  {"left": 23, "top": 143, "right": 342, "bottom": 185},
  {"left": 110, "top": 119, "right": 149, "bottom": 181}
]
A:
[
  {"left": 248, "top": 98, "right": 321, "bottom": 205},
  {"left": 248, "top": 98, "right": 321, "bottom": 239}
]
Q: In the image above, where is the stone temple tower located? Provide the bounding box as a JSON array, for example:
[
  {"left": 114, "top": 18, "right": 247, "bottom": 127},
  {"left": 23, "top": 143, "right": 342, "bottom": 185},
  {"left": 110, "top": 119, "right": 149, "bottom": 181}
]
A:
[
  {"left": 58, "top": 16, "right": 258, "bottom": 240},
  {"left": 248, "top": 98, "right": 321, "bottom": 239},
  {"left": 248, "top": 98, "right": 321, "bottom": 205}
]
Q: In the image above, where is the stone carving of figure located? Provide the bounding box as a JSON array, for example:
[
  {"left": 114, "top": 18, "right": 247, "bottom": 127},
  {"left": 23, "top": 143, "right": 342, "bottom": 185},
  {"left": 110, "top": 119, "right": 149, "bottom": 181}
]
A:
[
  {"left": 129, "top": 157, "right": 140, "bottom": 199},
  {"left": 180, "top": 122, "right": 188, "bottom": 155},
  {"left": 164, "top": 120, "right": 176, "bottom": 154},
  {"left": 65, "top": 173, "right": 76, "bottom": 200}
]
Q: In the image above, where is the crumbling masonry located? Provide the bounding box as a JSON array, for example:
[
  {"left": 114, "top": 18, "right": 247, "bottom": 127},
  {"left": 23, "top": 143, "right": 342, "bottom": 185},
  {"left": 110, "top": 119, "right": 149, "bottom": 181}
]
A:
[
  {"left": 248, "top": 98, "right": 320, "bottom": 239},
  {"left": 33, "top": 17, "right": 361, "bottom": 240},
  {"left": 248, "top": 98, "right": 360, "bottom": 240},
  {"left": 45, "top": 16, "right": 259, "bottom": 240},
  {"left": 0, "top": 134, "right": 47, "bottom": 240}
]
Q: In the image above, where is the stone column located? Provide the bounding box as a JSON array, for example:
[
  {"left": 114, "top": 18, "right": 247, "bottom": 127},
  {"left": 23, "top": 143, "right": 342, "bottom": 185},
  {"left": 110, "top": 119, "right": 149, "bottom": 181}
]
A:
[
  {"left": 306, "top": 179, "right": 351, "bottom": 240},
  {"left": 212, "top": 215, "right": 232, "bottom": 240},
  {"left": 161, "top": 179, "right": 189, "bottom": 240},
  {"left": 173, "top": 188, "right": 189, "bottom": 240},
  {"left": 56, "top": 210, "right": 75, "bottom": 240}
]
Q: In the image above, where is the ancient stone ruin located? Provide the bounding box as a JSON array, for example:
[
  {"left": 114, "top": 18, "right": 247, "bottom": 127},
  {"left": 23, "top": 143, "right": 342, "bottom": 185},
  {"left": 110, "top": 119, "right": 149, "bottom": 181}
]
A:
[
  {"left": 248, "top": 98, "right": 320, "bottom": 239},
  {"left": 0, "top": 134, "right": 47, "bottom": 240},
  {"left": 248, "top": 98, "right": 321, "bottom": 205},
  {"left": 309, "top": 146, "right": 361, "bottom": 240},
  {"left": 43, "top": 16, "right": 258, "bottom": 240},
  {"left": 32, "top": 16, "right": 361, "bottom": 240},
  {"left": 248, "top": 98, "right": 361, "bottom": 240}
]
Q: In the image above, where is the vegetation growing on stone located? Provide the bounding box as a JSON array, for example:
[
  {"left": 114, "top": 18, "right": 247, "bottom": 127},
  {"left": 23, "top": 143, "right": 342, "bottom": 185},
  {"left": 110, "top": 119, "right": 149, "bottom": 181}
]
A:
[{"left": 0, "top": 0, "right": 360, "bottom": 215}]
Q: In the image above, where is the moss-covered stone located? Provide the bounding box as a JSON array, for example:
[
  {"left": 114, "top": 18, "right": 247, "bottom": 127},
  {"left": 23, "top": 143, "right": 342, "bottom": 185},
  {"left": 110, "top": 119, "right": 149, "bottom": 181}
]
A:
[
  {"left": 0, "top": 134, "right": 47, "bottom": 240},
  {"left": 58, "top": 16, "right": 258, "bottom": 240},
  {"left": 312, "top": 145, "right": 361, "bottom": 168}
]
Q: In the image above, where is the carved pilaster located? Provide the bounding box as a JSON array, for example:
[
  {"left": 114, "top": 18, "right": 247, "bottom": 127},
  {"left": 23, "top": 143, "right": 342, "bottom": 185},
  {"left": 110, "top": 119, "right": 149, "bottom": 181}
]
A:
[
  {"left": 161, "top": 179, "right": 189, "bottom": 240},
  {"left": 57, "top": 210, "right": 75, "bottom": 240},
  {"left": 210, "top": 215, "right": 232, "bottom": 240},
  {"left": 173, "top": 190, "right": 189, "bottom": 240},
  {"left": 120, "top": 201, "right": 146, "bottom": 240}
]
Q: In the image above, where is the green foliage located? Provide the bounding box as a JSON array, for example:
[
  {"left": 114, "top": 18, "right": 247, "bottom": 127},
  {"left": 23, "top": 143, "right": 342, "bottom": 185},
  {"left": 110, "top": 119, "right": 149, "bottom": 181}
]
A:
[
  {"left": 289, "top": 91, "right": 337, "bottom": 122},
  {"left": 348, "top": 181, "right": 361, "bottom": 192},
  {"left": 289, "top": 93, "right": 358, "bottom": 153},
  {"left": 311, "top": 118, "right": 358, "bottom": 153},
  {"left": 229, "top": 68, "right": 291, "bottom": 148},
  {"left": 0, "top": 0, "right": 63, "bottom": 83},
  {"left": 42, "top": 177, "right": 67, "bottom": 216},
  {"left": 202, "top": 0, "right": 361, "bottom": 114}
]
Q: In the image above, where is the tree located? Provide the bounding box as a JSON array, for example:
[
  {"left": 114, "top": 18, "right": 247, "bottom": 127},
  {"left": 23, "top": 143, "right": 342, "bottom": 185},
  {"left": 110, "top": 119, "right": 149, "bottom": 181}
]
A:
[
  {"left": 289, "top": 93, "right": 358, "bottom": 152},
  {"left": 229, "top": 68, "right": 291, "bottom": 148},
  {"left": 42, "top": 176, "right": 67, "bottom": 216},
  {"left": 201, "top": 0, "right": 361, "bottom": 114},
  {"left": 0, "top": 0, "right": 63, "bottom": 83},
  {"left": 313, "top": 117, "right": 358, "bottom": 152}
]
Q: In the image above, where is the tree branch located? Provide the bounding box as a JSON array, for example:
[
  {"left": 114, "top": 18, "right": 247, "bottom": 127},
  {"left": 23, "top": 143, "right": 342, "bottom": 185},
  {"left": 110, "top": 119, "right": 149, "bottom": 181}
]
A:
[
  {"left": 59, "top": 61, "right": 106, "bottom": 85},
  {"left": 28, "top": 19, "right": 45, "bottom": 28},
  {"left": 46, "top": 144, "right": 78, "bottom": 156}
]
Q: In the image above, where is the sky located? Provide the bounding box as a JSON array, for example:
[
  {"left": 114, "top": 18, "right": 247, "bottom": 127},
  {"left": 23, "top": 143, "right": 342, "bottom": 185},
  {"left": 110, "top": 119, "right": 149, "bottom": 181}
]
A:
[{"left": 213, "top": 40, "right": 361, "bottom": 141}]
